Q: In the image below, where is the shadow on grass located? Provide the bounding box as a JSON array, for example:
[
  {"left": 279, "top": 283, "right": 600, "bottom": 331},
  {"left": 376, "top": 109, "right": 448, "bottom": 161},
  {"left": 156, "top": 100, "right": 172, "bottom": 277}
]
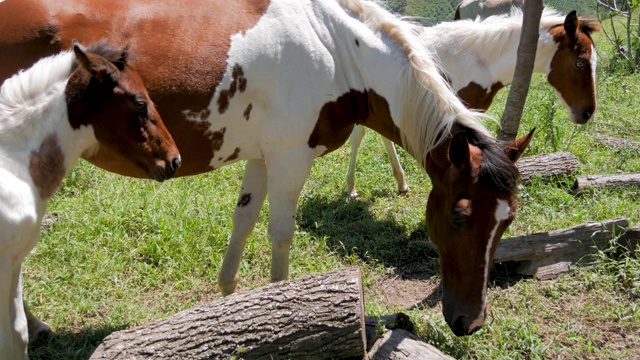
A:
[
  {"left": 29, "top": 325, "right": 125, "bottom": 360},
  {"left": 297, "top": 195, "right": 440, "bottom": 280}
]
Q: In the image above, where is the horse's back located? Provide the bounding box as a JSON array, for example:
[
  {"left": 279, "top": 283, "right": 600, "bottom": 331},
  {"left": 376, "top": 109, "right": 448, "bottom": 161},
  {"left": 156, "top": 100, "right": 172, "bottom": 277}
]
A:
[{"left": 455, "top": 0, "right": 524, "bottom": 20}]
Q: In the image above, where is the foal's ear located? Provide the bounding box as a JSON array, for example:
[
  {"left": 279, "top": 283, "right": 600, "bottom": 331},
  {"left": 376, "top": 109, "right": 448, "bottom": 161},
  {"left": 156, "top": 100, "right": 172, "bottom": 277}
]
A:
[
  {"left": 503, "top": 128, "right": 535, "bottom": 162},
  {"left": 564, "top": 11, "right": 578, "bottom": 39},
  {"left": 449, "top": 131, "right": 471, "bottom": 170},
  {"left": 72, "top": 40, "right": 111, "bottom": 82}
]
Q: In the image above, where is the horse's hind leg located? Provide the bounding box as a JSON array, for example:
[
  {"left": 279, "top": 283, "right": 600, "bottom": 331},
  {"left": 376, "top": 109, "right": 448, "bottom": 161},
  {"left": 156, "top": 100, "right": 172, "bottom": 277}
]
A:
[
  {"left": 346, "top": 125, "right": 366, "bottom": 198},
  {"left": 218, "top": 159, "right": 268, "bottom": 296},
  {"left": 265, "top": 149, "right": 315, "bottom": 283},
  {"left": 381, "top": 137, "right": 409, "bottom": 194}
]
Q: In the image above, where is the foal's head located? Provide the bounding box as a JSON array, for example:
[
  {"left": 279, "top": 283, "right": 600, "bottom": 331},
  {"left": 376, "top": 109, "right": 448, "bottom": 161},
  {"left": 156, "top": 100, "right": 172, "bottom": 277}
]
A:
[
  {"left": 66, "top": 41, "right": 181, "bottom": 181},
  {"left": 546, "top": 11, "right": 601, "bottom": 124},
  {"left": 426, "top": 127, "right": 534, "bottom": 336}
]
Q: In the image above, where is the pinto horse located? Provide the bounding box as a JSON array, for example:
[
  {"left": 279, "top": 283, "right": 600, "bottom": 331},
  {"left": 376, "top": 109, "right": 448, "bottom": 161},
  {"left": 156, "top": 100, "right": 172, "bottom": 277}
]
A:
[
  {"left": 454, "top": 0, "right": 525, "bottom": 20},
  {"left": 347, "top": 7, "right": 600, "bottom": 197},
  {"left": 0, "top": 0, "right": 533, "bottom": 337},
  {"left": 0, "top": 42, "right": 180, "bottom": 359}
]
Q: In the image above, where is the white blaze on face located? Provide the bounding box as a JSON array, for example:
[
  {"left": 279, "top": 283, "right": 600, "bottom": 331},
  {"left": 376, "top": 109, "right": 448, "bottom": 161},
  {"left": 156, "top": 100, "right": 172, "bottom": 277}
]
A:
[
  {"left": 481, "top": 199, "right": 511, "bottom": 308},
  {"left": 590, "top": 44, "right": 598, "bottom": 95}
]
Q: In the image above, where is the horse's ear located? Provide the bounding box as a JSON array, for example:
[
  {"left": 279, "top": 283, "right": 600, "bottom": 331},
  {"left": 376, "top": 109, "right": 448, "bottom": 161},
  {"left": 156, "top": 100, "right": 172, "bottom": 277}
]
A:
[
  {"left": 503, "top": 128, "right": 535, "bottom": 162},
  {"left": 449, "top": 131, "right": 471, "bottom": 170},
  {"left": 580, "top": 18, "right": 602, "bottom": 35},
  {"left": 73, "top": 40, "right": 111, "bottom": 82},
  {"left": 564, "top": 11, "right": 578, "bottom": 39}
]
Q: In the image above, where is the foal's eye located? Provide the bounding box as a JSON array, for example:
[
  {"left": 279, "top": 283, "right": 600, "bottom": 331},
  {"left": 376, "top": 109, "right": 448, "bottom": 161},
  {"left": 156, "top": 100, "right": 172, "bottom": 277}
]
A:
[
  {"left": 135, "top": 100, "right": 147, "bottom": 113},
  {"left": 575, "top": 60, "right": 586, "bottom": 69}
]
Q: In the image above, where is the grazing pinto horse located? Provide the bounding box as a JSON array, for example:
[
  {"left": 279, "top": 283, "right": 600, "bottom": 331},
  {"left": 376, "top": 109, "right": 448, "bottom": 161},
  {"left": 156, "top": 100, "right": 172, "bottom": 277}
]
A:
[
  {"left": 347, "top": 7, "right": 600, "bottom": 197},
  {"left": 0, "top": 42, "right": 180, "bottom": 359},
  {"left": 0, "top": 0, "right": 533, "bottom": 337},
  {"left": 454, "top": 0, "right": 525, "bottom": 20}
]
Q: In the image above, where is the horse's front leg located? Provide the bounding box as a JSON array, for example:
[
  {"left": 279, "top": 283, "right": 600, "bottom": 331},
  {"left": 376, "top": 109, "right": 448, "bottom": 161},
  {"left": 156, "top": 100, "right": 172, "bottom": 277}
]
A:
[
  {"left": 381, "top": 138, "right": 409, "bottom": 194},
  {"left": 265, "top": 149, "right": 315, "bottom": 282},
  {"left": 0, "top": 259, "right": 28, "bottom": 360},
  {"left": 24, "top": 300, "right": 51, "bottom": 342},
  {"left": 346, "top": 125, "right": 366, "bottom": 198},
  {"left": 218, "top": 159, "right": 268, "bottom": 296}
]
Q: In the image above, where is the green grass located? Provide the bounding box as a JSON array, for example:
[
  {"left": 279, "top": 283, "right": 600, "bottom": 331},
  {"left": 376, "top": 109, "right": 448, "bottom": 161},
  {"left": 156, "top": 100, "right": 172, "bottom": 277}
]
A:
[{"left": 24, "top": 23, "right": 640, "bottom": 360}]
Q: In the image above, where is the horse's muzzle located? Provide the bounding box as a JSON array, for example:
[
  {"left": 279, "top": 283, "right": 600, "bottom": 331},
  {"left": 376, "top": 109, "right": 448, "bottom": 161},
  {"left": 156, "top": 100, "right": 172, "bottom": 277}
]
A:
[{"left": 152, "top": 156, "right": 181, "bottom": 182}]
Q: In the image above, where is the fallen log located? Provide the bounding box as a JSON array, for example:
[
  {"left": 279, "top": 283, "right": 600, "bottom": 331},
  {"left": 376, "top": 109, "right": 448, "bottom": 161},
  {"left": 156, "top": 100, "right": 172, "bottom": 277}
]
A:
[
  {"left": 616, "top": 222, "right": 640, "bottom": 254},
  {"left": 516, "top": 152, "right": 580, "bottom": 182},
  {"left": 368, "top": 329, "right": 454, "bottom": 360},
  {"left": 594, "top": 134, "right": 640, "bottom": 150},
  {"left": 573, "top": 173, "right": 640, "bottom": 192},
  {"left": 91, "top": 267, "right": 367, "bottom": 360},
  {"left": 494, "top": 218, "right": 629, "bottom": 280}
]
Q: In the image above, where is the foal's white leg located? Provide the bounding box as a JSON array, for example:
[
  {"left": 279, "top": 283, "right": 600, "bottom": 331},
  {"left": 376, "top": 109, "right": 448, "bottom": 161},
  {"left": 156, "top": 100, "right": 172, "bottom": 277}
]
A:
[
  {"left": 381, "top": 137, "right": 409, "bottom": 194},
  {"left": 24, "top": 300, "right": 51, "bottom": 342},
  {"left": 265, "top": 149, "right": 315, "bottom": 283},
  {"left": 0, "top": 259, "right": 28, "bottom": 360},
  {"left": 218, "top": 159, "right": 268, "bottom": 296},
  {"left": 346, "top": 125, "right": 366, "bottom": 198}
]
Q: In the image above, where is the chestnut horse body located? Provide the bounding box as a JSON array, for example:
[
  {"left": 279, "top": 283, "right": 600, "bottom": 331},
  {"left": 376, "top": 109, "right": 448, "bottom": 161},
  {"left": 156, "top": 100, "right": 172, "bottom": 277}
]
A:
[
  {"left": 0, "top": 42, "right": 179, "bottom": 359},
  {"left": 0, "top": 0, "right": 532, "bottom": 337},
  {"left": 348, "top": 7, "right": 600, "bottom": 196}
]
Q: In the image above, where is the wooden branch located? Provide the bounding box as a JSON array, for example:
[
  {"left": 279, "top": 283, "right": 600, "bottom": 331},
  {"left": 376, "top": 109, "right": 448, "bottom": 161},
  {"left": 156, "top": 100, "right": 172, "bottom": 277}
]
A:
[
  {"left": 516, "top": 152, "right": 580, "bottom": 182},
  {"left": 574, "top": 173, "right": 640, "bottom": 192},
  {"left": 368, "top": 329, "right": 454, "bottom": 360},
  {"left": 616, "top": 222, "right": 640, "bottom": 253},
  {"left": 594, "top": 134, "right": 640, "bottom": 150},
  {"left": 494, "top": 218, "right": 629, "bottom": 280},
  {"left": 90, "top": 267, "right": 366, "bottom": 360}
]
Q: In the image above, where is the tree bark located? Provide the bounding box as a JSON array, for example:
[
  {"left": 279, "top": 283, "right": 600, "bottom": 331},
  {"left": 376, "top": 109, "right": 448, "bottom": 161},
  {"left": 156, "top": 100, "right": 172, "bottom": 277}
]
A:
[
  {"left": 516, "top": 152, "right": 580, "bottom": 182},
  {"left": 90, "top": 267, "right": 366, "bottom": 360},
  {"left": 497, "top": 0, "right": 544, "bottom": 141},
  {"left": 494, "top": 218, "right": 629, "bottom": 280},
  {"left": 368, "top": 329, "right": 454, "bottom": 360},
  {"left": 574, "top": 173, "right": 640, "bottom": 192},
  {"left": 594, "top": 134, "right": 640, "bottom": 150},
  {"left": 616, "top": 222, "right": 640, "bottom": 254}
]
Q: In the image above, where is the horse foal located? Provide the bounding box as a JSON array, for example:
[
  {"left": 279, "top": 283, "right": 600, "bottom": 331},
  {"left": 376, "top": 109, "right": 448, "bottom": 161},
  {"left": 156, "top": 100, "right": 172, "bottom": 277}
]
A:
[{"left": 0, "top": 41, "right": 180, "bottom": 360}]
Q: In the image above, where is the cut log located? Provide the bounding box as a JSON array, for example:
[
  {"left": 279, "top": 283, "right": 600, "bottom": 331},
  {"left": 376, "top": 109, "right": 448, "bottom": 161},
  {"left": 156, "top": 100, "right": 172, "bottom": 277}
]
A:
[
  {"left": 368, "top": 329, "right": 454, "bottom": 360},
  {"left": 365, "top": 313, "right": 414, "bottom": 352},
  {"left": 494, "top": 218, "right": 629, "bottom": 280},
  {"left": 616, "top": 222, "right": 640, "bottom": 254},
  {"left": 594, "top": 134, "right": 640, "bottom": 150},
  {"left": 573, "top": 173, "right": 640, "bottom": 192},
  {"left": 516, "top": 152, "right": 580, "bottom": 182},
  {"left": 90, "top": 267, "right": 366, "bottom": 360}
]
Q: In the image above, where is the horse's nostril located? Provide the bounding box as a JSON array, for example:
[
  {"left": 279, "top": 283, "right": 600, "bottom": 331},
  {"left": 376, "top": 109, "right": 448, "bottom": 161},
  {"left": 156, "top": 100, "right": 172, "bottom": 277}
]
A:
[
  {"left": 171, "top": 157, "right": 182, "bottom": 172},
  {"left": 583, "top": 109, "right": 593, "bottom": 120},
  {"left": 452, "top": 316, "right": 466, "bottom": 337}
]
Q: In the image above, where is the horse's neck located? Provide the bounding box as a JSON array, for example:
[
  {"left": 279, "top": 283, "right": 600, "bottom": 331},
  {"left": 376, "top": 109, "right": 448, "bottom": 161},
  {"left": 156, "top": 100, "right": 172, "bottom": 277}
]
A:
[
  {"left": 427, "top": 21, "right": 559, "bottom": 92},
  {"left": 0, "top": 56, "right": 96, "bottom": 185}
]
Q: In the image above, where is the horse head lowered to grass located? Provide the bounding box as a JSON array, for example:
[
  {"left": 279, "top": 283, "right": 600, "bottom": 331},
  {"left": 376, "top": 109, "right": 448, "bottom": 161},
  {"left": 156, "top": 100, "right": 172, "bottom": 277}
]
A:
[
  {"left": 348, "top": 7, "right": 600, "bottom": 197},
  {"left": 0, "top": 0, "right": 532, "bottom": 338},
  {"left": 0, "top": 41, "right": 180, "bottom": 359}
]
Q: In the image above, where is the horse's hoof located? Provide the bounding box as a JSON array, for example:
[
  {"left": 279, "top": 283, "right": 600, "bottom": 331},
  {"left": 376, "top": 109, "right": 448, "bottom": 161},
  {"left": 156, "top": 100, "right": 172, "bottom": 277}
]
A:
[{"left": 28, "top": 323, "right": 54, "bottom": 343}]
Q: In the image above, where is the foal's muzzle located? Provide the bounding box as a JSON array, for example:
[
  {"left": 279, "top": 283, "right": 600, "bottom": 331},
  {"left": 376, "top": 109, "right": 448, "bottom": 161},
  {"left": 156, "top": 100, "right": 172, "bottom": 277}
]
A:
[{"left": 152, "top": 156, "right": 181, "bottom": 182}]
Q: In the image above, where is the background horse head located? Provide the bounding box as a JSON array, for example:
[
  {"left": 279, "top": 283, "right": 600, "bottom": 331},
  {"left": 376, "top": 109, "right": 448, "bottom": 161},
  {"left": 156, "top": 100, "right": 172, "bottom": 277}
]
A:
[{"left": 0, "top": 41, "right": 179, "bottom": 358}]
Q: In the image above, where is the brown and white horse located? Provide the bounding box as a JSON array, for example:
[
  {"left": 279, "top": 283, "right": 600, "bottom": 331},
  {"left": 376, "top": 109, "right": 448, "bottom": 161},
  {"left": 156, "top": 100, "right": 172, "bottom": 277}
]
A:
[
  {"left": 0, "top": 42, "right": 179, "bottom": 359},
  {"left": 348, "top": 7, "right": 600, "bottom": 197},
  {"left": 0, "top": 0, "right": 532, "bottom": 337},
  {"left": 455, "top": 0, "right": 525, "bottom": 20}
]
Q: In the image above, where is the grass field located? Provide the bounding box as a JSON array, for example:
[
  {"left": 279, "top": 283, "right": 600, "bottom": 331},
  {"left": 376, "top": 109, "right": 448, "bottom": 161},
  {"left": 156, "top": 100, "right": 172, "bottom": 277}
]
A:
[{"left": 24, "top": 19, "right": 640, "bottom": 360}]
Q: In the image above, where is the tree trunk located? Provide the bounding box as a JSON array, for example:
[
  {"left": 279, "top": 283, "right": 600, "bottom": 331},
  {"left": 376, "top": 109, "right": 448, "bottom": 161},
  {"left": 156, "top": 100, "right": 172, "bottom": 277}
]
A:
[
  {"left": 368, "top": 329, "right": 454, "bottom": 360},
  {"left": 516, "top": 152, "right": 580, "bottom": 182},
  {"left": 493, "top": 218, "right": 629, "bottom": 280},
  {"left": 594, "top": 134, "right": 640, "bottom": 150},
  {"left": 574, "top": 173, "right": 640, "bottom": 192},
  {"left": 90, "top": 267, "right": 366, "bottom": 360},
  {"left": 497, "top": 0, "right": 544, "bottom": 141}
]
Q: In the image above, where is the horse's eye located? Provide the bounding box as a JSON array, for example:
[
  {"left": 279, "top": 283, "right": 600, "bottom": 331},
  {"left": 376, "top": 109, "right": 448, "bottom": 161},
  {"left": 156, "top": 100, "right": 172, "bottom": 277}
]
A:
[
  {"left": 575, "top": 60, "right": 586, "bottom": 69},
  {"left": 451, "top": 199, "right": 472, "bottom": 230},
  {"left": 135, "top": 100, "right": 147, "bottom": 113}
]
